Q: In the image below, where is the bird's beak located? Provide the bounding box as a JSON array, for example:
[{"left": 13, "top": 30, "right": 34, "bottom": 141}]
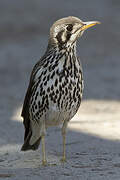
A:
[{"left": 80, "top": 21, "right": 101, "bottom": 31}]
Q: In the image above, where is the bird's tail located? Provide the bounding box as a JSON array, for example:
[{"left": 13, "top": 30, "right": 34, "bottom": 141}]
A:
[
  {"left": 21, "top": 132, "right": 41, "bottom": 151},
  {"left": 21, "top": 117, "right": 41, "bottom": 151}
]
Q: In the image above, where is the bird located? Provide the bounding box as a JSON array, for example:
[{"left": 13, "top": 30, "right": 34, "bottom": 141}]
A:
[{"left": 21, "top": 16, "right": 100, "bottom": 165}]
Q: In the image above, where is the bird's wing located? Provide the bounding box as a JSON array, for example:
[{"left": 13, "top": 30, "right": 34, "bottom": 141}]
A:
[
  {"left": 21, "top": 53, "right": 49, "bottom": 117},
  {"left": 21, "top": 69, "right": 34, "bottom": 140},
  {"left": 21, "top": 57, "right": 44, "bottom": 140},
  {"left": 21, "top": 77, "right": 32, "bottom": 118},
  {"left": 21, "top": 49, "right": 53, "bottom": 145},
  {"left": 21, "top": 63, "right": 39, "bottom": 118}
]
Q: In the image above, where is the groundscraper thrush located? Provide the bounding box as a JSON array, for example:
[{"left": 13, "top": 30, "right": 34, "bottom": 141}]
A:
[{"left": 21, "top": 16, "right": 100, "bottom": 165}]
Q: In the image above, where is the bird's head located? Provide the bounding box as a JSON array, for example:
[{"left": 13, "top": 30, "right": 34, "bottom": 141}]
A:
[{"left": 49, "top": 16, "right": 100, "bottom": 48}]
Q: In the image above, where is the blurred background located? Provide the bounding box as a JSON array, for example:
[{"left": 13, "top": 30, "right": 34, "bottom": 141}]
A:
[
  {"left": 0, "top": 0, "right": 120, "bottom": 177},
  {"left": 0, "top": 0, "right": 120, "bottom": 142},
  {"left": 0, "top": 0, "right": 120, "bottom": 144}
]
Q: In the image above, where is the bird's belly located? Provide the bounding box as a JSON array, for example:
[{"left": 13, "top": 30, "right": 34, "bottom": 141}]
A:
[
  {"left": 45, "top": 107, "right": 76, "bottom": 127},
  {"left": 44, "top": 99, "right": 71, "bottom": 126},
  {"left": 29, "top": 98, "right": 80, "bottom": 127},
  {"left": 29, "top": 68, "right": 83, "bottom": 127},
  {"left": 45, "top": 92, "right": 81, "bottom": 126},
  {"left": 45, "top": 106, "right": 64, "bottom": 126}
]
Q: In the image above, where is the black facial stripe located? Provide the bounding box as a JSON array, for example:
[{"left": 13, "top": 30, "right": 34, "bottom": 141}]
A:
[
  {"left": 56, "top": 30, "right": 64, "bottom": 44},
  {"left": 66, "top": 33, "right": 71, "bottom": 42},
  {"left": 56, "top": 30, "right": 71, "bottom": 45}
]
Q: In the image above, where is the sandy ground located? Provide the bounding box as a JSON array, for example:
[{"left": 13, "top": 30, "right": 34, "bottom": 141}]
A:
[{"left": 0, "top": 0, "right": 120, "bottom": 179}]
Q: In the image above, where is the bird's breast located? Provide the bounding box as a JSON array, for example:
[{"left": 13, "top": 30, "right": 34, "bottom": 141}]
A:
[{"left": 29, "top": 53, "right": 83, "bottom": 126}]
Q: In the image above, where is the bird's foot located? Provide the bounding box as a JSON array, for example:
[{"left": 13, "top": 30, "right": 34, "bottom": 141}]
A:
[
  {"left": 60, "top": 157, "right": 66, "bottom": 163},
  {"left": 42, "top": 160, "right": 47, "bottom": 166}
]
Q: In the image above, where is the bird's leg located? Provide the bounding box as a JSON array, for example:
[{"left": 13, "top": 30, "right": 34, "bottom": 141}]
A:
[
  {"left": 61, "top": 120, "right": 68, "bottom": 162},
  {"left": 41, "top": 120, "right": 47, "bottom": 166},
  {"left": 61, "top": 133, "right": 66, "bottom": 162},
  {"left": 41, "top": 135, "right": 47, "bottom": 166}
]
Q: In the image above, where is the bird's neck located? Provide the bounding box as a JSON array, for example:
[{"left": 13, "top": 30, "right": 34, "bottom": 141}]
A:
[
  {"left": 47, "top": 42, "right": 77, "bottom": 58},
  {"left": 44, "top": 42, "right": 78, "bottom": 75}
]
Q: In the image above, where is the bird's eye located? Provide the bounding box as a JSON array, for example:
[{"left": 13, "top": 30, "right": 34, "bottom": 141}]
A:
[{"left": 66, "top": 24, "right": 73, "bottom": 31}]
